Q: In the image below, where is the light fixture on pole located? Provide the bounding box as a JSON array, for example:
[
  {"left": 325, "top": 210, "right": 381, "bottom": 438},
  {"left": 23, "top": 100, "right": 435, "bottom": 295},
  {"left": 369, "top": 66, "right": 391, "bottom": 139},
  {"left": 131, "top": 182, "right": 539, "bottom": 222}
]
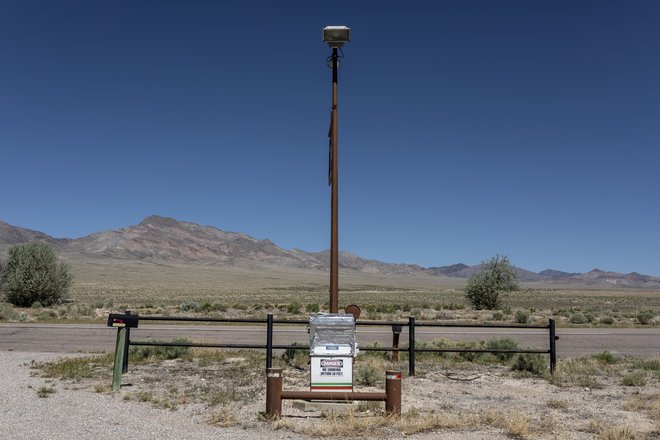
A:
[{"left": 323, "top": 26, "right": 350, "bottom": 314}]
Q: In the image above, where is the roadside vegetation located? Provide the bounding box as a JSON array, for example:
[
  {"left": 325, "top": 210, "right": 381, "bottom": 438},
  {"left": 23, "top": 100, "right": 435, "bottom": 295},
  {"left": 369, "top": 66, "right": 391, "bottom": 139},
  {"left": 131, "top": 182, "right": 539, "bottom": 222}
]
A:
[
  {"left": 0, "top": 242, "right": 72, "bottom": 307},
  {"left": 0, "top": 250, "right": 656, "bottom": 327},
  {"left": 2, "top": 292, "right": 657, "bottom": 328}
]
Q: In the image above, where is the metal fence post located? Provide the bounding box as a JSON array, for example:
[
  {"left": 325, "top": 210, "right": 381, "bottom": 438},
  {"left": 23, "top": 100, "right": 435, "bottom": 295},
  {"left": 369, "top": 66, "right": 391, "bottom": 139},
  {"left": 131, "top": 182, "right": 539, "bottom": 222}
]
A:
[
  {"left": 385, "top": 370, "right": 402, "bottom": 415},
  {"left": 266, "top": 368, "right": 283, "bottom": 419},
  {"left": 266, "top": 313, "right": 274, "bottom": 370},
  {"left": 408, "top": 316, "right": 415, "bottom": 376},
  {"left": 112, "top": 326, "right": 127, "bottom": 391},
  {"left": 549, "top": 318, "right": 557, "bottom": 374}
]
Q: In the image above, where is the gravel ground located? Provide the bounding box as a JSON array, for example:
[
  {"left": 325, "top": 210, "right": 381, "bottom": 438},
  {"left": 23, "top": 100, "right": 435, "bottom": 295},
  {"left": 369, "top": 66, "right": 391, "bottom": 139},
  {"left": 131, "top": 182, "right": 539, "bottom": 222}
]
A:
[
  {"left": 2, "top": 350, "right": 658, "bottom": 439},
  {"left": 0, "top": 351, "right": 308, "bottom": 440}
]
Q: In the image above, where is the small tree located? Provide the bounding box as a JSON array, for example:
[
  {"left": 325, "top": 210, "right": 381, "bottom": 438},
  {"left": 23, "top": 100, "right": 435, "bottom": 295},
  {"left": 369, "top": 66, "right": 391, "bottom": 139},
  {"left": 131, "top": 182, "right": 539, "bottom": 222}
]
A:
[
  {"left": 0, "top": 242, "right": 72, "bottom": 307},
  {"left": 464, "top": 255, "right": 519, "bottom": 310}
]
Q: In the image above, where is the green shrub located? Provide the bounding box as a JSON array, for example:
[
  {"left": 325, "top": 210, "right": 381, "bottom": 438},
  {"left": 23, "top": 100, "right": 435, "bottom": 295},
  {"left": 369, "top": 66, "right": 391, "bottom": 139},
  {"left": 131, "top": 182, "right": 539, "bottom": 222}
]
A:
[
  {"left": 305, "top": 303, "right": 320, "bottom": 313},
  {"left": 514, "top": 310, "right": 530, "bottom": 324},
  {"left": 355, "top": 363, "right": 380, "bottom": 386},
  {"left": 599, "top": 316, "right": 615, "bottom": 325},
  {"left": 592, "top": 351, "right": 619, "bottom": 365},
  {"left": 0, "top": 303, "right": 17, "bottom": 321},
  {"left": 287, "top": 301, "right": 302, "bottom": 314},
  {"left": 622, "top": 372, "right": 647, "bottom": 387},
  {"left": 178, "top": 301, "right": 200, "bottom": 312},
  {"left": 570, "top": 313, "right": 587, "bottom": 324},
  {"left": 637, "top": 310, "right": 656, "bottom": 325},
  {"left": 485, "top": 338, "right": 520, "bottom": 362},
  {"left": 1, "top": 242, "right": 72, "bottom": 307},
  {"left": 464, "top": 255, "right": 519, "bottom": 310},
  {"left": 512, "top": 353, "right": 547, "bottom": 375},
  {"left": 492, "top": 311, "right": 505, "bottom": 321},
  {"left": 131, "top": 338, "right": 192, "bottom": 361}
]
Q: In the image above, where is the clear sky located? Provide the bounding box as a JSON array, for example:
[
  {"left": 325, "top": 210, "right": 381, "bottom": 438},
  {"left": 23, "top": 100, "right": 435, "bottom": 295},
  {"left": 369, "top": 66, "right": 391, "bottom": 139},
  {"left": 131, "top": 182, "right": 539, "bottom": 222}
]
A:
[{"left": 1, "top": 1, "right": 659, "bottom": 276}]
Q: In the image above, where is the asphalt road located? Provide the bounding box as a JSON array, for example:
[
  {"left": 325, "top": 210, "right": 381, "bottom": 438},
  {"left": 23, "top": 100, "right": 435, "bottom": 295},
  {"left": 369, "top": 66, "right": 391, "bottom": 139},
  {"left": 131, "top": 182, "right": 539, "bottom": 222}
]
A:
[{"left": 1, "top": 323, "right": 658, "bottom": 358}]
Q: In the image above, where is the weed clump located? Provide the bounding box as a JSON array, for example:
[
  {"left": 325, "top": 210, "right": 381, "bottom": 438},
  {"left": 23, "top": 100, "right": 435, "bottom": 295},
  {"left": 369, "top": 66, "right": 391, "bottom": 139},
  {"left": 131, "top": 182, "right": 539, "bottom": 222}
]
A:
[
  {"left": 592, "top": 351, "right": 619, "bottom": 365},
  {"left": 485, "top": 338, "right": 520, "bottom": 362},
  {"left": 355, "top": 362, "right": 381, "bottom": 386},
  {"left": 512, "top": 353, "right": 547, "bottom": 376},
  {"left": 569, "top": 313, "right": 587, "bottom": 324},
  {"left": 637, "top": 310, "right": 656, "bottom": 325},
  {"left": 131, "top": 338, "right": 192, "bottom": 361},
  {"left": 514, "top": 310, "right": 530, "bottom": 324},
  {"left": 622, "top": 372, "right": 647, "bottom": 387}
]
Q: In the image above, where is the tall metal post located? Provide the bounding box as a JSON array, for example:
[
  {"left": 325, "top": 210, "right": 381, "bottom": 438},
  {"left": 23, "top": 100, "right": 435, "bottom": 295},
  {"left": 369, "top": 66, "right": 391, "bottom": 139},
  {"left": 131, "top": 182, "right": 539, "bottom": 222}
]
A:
[
  {"left": 408, "top": 317, "right": 416, "bottom": 376},
  {"left": 549, "top": 318, "right": 557, "bottom": 374},
  {"left": 329, "top": 47, "right": 339, "bottom": 314},
  {"left": 266, "top": 313, "right": 274, "bottom": 369}
]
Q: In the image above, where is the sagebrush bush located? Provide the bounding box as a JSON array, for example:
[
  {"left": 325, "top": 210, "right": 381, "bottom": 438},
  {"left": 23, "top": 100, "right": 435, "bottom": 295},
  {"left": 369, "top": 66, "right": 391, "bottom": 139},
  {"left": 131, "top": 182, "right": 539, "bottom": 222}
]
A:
[
  {"left": 305, "top": 303, "right": 320, "bottom": 313},
  {"left": 355, "top": 362, "right": 381, "bottom": 386},
  {"left": 592, "top": 351, "right": 618, "bottom": 365},
  {"left": 485, "top": 338, "right": 520, "bottom": 362},
  {"left": 622, "top": 372, "right": 647, "bottom": 387},
  {"left": 637, "top": 310, "right": 656, "bottom": 325},
  {"left": 131, "top": 338, "right": 192, "bottom": 360},
  {"left": 570, "top": 313, "right": 587, "bottom": 324},
  {"left": 287, "top": 301, "right": 302, "bottom": 314},
  {"left": 512, "top": 353, "right": 547, "bottom": 375},
  {"left": 514, "top": 310, "right": 530, "bottom": 324},
  {"left": 1, "top": 242, "right": 72, "bottom": 307}
]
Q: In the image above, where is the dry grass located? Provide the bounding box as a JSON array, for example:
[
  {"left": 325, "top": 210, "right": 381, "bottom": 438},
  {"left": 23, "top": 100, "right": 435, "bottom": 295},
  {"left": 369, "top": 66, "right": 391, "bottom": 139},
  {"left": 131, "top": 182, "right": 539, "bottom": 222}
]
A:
[
  {"left": 208, "top": 409, "right": 238, "bottom": 427},
  {"left": 592, "top": 423, "right": 639, "bottom": 440},
  {"left": 273, "top": 406, "right": 541, "bottom": 438}
]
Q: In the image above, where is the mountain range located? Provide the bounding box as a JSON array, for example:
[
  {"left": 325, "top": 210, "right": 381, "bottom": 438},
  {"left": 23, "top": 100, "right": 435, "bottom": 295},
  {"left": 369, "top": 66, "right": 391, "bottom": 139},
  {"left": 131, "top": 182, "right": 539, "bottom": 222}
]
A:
[{"left": 1, "top": 215, "right": 658, "bottom": 289}]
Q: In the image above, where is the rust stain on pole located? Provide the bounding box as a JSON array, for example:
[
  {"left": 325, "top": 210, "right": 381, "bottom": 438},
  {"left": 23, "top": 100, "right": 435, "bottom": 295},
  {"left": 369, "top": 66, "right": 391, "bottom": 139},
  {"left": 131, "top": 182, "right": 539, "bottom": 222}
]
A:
[{"left": 329, "top": 47, "right": 339, "bottom": 314}]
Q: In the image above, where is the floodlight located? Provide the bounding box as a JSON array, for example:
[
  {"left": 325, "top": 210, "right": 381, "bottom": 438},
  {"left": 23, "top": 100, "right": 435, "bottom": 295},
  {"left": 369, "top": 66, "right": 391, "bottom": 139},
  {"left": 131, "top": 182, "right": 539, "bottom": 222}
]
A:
[{"left": 323, "top": 26, "right": 350, "bottom": 48}]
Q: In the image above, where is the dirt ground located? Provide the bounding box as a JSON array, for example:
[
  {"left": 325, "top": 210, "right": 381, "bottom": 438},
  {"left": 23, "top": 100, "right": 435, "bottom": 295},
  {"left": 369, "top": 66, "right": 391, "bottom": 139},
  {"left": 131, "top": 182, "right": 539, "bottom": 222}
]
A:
[{"left": 24, "top": 348, "right": 660, "bottom": 440}]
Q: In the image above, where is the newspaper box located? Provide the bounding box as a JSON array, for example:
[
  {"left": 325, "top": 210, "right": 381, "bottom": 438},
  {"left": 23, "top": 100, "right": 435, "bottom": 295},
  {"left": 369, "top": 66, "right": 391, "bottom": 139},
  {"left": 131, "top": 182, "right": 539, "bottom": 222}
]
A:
[{"left": 309, "top": 313, "right": 358, "bottom": 392}]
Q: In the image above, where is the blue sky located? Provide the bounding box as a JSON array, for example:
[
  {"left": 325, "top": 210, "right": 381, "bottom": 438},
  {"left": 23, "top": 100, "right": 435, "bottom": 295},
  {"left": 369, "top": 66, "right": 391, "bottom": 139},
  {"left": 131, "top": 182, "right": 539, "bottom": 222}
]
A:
[{"left": 1, "top": 1, "right": 659, "bottom": 276}]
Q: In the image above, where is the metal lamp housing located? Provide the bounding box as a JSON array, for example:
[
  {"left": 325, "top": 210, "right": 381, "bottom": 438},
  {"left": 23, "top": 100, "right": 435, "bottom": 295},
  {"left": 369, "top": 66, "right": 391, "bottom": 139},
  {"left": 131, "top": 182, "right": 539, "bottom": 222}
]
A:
[{"left": 323, "top": 26, "right": 350, "bottom": 48}]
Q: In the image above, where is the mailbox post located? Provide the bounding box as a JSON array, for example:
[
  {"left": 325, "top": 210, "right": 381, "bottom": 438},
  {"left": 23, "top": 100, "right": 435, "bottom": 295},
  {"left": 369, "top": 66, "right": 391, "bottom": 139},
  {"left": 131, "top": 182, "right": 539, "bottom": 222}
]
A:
[{"left": 108, "top": 313, "right": 139, "bottom": 391}]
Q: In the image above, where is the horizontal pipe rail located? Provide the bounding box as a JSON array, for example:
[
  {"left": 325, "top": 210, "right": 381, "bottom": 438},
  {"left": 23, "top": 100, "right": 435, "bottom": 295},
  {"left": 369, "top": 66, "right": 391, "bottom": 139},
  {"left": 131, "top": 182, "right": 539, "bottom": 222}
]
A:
[
  {"left": 281, "top": 391, "right": 387, "bottom": 401},
  {"left": 111, "top": 313, "right": 558, "bottom": 382},
  {"left": 138, "top": 314, "right": 549, "bottom": 330}
]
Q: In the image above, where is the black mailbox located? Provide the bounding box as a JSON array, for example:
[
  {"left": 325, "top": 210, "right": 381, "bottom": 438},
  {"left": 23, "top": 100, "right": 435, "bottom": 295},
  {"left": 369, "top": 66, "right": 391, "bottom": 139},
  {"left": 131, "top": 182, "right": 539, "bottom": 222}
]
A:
[
  {"left": 107, "top": 313, "right": 139, "bottom": 328},
  {"left": 392, "top": 325, "right": 402, "bottom": 334}
]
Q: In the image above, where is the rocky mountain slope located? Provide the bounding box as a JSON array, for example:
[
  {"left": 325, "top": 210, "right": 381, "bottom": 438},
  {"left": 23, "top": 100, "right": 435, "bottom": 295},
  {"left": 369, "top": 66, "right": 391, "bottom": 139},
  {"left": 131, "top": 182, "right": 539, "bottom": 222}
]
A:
[{"left": 1, "top": 216, "right": 658, "bottom": 288}]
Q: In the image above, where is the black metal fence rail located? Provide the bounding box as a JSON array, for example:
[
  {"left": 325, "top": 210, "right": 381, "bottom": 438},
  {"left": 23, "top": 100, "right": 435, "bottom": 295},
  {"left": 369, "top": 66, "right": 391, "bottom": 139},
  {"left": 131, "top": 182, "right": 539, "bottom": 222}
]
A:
[{"left": 118, "top": 313, "right": 558, "bottom": 375}]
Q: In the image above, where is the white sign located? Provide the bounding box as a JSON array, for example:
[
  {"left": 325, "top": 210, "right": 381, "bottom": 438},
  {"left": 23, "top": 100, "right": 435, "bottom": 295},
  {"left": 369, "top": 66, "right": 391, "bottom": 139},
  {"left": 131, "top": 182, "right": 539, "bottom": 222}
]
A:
[{"left": 310, "top": 356, "right": 353, "bottom": 392}]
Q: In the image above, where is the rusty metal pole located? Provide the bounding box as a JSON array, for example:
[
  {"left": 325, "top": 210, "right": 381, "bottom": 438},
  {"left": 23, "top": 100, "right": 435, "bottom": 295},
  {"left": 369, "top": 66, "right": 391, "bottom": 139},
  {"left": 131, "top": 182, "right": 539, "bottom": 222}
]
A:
[
  {"left": 266, "top": 368, "right": 283, "bottom": 419},
  {"left": 329, "top": 47, "right": 339, "bottom": 314},
  {"left": 385, "top": 371, "right": 402, "bottom": 415}
]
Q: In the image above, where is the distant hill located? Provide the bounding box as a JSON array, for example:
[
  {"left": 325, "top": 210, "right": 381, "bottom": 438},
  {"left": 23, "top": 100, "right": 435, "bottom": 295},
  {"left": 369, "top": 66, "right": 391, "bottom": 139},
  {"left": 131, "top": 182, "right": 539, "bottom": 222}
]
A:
[{"left": 1, "top": 216, "right": 659, "bottom": 288}]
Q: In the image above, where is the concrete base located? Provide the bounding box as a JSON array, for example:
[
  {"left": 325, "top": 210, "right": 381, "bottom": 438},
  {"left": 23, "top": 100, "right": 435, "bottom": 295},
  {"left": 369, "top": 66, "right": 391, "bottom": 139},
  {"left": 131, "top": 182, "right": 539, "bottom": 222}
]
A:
[{"left": 292, "top": 399, "right": 356, "bottom": 413}]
